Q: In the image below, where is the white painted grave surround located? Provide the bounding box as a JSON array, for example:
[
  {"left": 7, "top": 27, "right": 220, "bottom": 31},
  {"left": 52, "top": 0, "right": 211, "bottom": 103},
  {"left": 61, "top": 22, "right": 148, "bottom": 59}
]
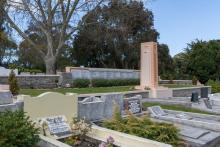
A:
[{"left": 0, "top": 66, "right": 18, "bottom": 76}]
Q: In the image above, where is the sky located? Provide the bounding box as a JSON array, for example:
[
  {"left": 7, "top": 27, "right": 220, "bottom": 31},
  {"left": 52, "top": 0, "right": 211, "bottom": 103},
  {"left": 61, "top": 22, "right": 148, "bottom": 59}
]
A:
[{"left": 147, "top": 0, "right": 220, "bottom": 56}]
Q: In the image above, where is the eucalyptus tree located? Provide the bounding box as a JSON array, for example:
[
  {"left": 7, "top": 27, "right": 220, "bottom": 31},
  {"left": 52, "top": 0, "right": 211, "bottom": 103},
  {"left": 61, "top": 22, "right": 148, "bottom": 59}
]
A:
[{"left": 1, "top": 0, "right": 104, "bottom": 74}]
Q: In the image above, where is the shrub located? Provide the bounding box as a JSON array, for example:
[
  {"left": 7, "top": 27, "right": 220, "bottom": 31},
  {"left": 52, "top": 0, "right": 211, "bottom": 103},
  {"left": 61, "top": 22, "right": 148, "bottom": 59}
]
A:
[
  {"left": 0, "top": 111, "right": 39, "bottom": 146},
  {"left": 8, "top": 70, "right": 20, "bottom": 95},
  {"left": 102, "top": 107, "right": 180, "bottom": 146},
  {"left": 92, "top": 79, "right": 139, "bottom": 87},
  {"left": 192, "top": 76, "right": 197, "bottom": 85},
  {"left": 73, "top": 79, "right": 90, "bottom": 88},
  {"left": 207, "top": 80, "right": 220, "bottom": 93}
]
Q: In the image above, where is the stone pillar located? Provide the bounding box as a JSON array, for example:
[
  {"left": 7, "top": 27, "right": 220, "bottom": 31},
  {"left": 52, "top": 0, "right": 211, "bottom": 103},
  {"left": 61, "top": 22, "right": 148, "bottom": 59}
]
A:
[
  {"left": 136, "top": 42, "right": 173, "bottom": 98},
  {"left": 140, "top": 42, "right": 158, "bottom": 89}
]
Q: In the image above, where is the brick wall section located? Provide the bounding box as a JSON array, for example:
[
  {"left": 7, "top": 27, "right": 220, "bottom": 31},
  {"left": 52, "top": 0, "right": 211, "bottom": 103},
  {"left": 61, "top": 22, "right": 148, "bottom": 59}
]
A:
[{"left": 0, "top": 75, "right": 60, "bottom": 89}]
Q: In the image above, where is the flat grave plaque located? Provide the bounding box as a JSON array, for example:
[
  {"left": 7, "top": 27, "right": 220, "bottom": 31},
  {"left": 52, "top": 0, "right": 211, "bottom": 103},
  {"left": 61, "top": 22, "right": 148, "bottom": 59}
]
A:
[
  {"left": 124, "top": 96, "right": 142, "bottom": 114},
  {"left": 40, "top": 115, "right": 72, "bottom": 138}
]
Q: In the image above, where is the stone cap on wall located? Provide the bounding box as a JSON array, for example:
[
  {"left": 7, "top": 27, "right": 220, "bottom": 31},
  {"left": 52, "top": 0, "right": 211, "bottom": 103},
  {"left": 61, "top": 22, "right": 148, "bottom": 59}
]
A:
[{"left": 65, "top": 66, "right": 140, "bottom": 73}]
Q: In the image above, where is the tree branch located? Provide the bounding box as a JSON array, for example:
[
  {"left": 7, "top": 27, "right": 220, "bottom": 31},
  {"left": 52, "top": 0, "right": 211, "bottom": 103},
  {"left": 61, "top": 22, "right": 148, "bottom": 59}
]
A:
[{"left": 3, "top": 11, "right": 45, "bottom": 57}]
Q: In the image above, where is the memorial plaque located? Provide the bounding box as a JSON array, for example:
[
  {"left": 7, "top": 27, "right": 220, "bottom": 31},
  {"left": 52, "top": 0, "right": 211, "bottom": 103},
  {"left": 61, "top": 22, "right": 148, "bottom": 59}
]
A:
[
  {"left": 124, "top": 96, "right": 142, "bottom": 114},
  {"left": 40, "top": 115, "right": 72, "bottom": 138}
]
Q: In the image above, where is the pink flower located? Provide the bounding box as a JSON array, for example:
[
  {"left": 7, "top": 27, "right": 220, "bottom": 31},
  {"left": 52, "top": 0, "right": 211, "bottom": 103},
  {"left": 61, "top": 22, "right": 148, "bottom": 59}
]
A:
[
  {"left": 99, "top": 142, "right": 107, "bottom": 147},
  {"left": 107, "top": 136, "right": 114, "bottom": 144}
]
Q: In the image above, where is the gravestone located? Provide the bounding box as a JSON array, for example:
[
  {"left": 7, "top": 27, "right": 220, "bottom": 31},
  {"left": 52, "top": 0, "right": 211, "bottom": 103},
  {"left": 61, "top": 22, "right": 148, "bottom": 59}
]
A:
[
  {"left": 78, "top": 96, "right": 104, "bottom": 121},
  {"left": 0, "top": 91, "right": 13, "bottom": 105},
  {"left": 124, "top": 95, "right": 142, "bottom": 114},
  {"left": 39, "top": 115, "right": 72, "bottom": 139},
  {"left": 148, "top": 106, "right": 167, "bottom": 116},
  {"left": 201, "top": 87, "right": 209, "bottom": 98}
]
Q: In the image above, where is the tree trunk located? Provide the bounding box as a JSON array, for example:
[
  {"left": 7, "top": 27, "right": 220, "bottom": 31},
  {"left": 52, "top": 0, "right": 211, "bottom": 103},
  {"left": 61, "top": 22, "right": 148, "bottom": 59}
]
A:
[{"left": 44, "top": 56, "right": 56, "bottom": 74}]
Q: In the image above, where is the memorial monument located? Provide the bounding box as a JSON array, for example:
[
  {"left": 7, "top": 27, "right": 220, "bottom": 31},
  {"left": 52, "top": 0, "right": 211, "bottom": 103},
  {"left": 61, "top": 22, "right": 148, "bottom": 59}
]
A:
[{"left": 136, "top": 42, "right": 172, "bottom": 98}]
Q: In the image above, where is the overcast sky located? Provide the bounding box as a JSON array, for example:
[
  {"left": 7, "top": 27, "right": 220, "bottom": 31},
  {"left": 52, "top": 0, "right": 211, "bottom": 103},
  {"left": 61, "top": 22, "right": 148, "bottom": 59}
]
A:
[{"left": 147, "top": 0, "right": 220, "bottom": 56}]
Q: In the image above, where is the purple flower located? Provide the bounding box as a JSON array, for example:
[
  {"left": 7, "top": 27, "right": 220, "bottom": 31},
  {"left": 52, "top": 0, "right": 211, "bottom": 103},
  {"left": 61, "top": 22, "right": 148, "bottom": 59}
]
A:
[
  {"left": 99, "top": 142, "right": 107, "bottom": 147},
  {"left": 107, "top": 136, "right": 114, "bottom": 144}
]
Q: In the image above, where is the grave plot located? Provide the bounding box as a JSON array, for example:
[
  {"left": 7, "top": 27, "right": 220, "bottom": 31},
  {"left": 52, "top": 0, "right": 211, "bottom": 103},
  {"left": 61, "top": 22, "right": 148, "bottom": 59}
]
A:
[
  {"left": 148, "top": 106, "right": 220, "bottom": 146},
  {"left": 0, "top": 85, "right": 23, "bottom": 112}
]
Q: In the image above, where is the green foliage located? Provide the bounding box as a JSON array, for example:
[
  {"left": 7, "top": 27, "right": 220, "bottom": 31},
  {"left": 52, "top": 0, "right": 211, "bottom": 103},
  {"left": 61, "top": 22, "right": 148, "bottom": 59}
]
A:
[
  {"left": 64, "top": 118, "right": 92, "bottom": 146},
  {"left": 73, "top": 79, "right": 90, "bottom": 88},
  {"left": 0, "top": 111, "right": 39, "bottom": 147},
  {"left": 73, "top": 78, "right": 139, "bottom": 88},
  {"left": 92, "top": 79, "right": 139, "bottom": 87},
  {"left": 8, "top": 70, "right": 20, "bottom": 95},
  {"left": 103, "top": 109, "right": 180, "bottom": 146},
  {"left": 73, "top": 0, "right": 159, "bottom": 69},
  {"left": 207, "top": 80, "right": 220, "bottom": 93},
  {"left": 192, "top": 76, "right": 197, "bottom": 85},
  {"left": 186, "top": 40, "right": 220, "bottom": 84}
]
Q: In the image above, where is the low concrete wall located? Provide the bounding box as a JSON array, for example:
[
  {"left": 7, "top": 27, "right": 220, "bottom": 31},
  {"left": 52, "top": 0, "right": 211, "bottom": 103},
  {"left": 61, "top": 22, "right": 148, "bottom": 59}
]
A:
[
  {"left": 0, "top": 75, "right": 60, "bottom": 89},
  {"left": 172, "top": 86, "right": 211, "bottom": 97},
  {"left": 38, "top": 135, "right": 71, "bottom": 147},
  {"left": 88, "top": 125, "right": 172, "bottom": 147}
]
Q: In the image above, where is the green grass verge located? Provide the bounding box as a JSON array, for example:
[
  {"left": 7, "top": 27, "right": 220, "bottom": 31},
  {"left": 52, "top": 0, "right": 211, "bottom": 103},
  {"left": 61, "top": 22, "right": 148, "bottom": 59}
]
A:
[
  {"left": 143, "top": 102, "right": 217, "bottom": 115},
  {"left": 20, "top": 86, "right": 135, "bottom": 96},
  {"left": 160, "top": 84, "right": 195, "bottom": 88}
]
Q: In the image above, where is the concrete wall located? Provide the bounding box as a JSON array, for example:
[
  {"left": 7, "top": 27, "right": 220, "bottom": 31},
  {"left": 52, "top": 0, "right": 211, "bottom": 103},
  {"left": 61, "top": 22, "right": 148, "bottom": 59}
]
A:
[
  {"left": 38, "top": 135, "right": 71, "bottom": 147},
  {"left": 0, "top": 75, "right": 60, "bottom": 89},
  {"left": 88, "top": 125, "right": 172, "bottom": 147},
  {"left": 172, "top": 86, "right": 211, "bottom": 97},
  {"left": 66, "top": 67, "right": 140, "bottom": 80},
  {"left": 18, "top": 92, "right": 78, "bottom": 122}
]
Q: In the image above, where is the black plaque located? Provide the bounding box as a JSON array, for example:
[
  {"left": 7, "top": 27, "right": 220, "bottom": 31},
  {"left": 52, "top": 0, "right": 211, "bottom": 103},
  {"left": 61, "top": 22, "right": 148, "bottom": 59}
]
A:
[{"left": 124, "top": 98, "right": 142, "bottom": 114}]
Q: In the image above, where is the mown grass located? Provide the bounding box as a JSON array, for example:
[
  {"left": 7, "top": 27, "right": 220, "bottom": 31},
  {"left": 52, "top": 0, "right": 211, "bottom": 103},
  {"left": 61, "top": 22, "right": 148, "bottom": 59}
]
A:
[
  {"left": 20, "top": 86, "right": 135, "bottom": 96},
  {"left": 20, "top": 84, "right": 196, "bottom": 96},
  {"left": 143, "top": 102, "right": 217, "bottom": 115}
]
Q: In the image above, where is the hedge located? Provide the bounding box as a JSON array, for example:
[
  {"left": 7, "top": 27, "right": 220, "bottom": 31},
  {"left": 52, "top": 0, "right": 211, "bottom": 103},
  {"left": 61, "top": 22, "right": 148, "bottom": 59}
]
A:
[
  {"left": 207, "top": 80, "right": 220, "bottom": 93},
  {"left": 72, "top": 78, "right": 139, "bottom": 88}
]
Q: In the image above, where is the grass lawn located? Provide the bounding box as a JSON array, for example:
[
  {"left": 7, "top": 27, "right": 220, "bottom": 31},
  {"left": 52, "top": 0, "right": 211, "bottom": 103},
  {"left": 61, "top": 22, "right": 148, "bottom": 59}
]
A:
[
  {"left": 143, "top": 102, "right": 217, "bottom": 115},
  {"left": 20, "top": 86, "right": 135, "bottom": 96},
  {"left": 160, "top": 84, "right": 195, "bottom": 88},
  {"left": 20, "top": 84, "right": 196, "bottom": 96}
]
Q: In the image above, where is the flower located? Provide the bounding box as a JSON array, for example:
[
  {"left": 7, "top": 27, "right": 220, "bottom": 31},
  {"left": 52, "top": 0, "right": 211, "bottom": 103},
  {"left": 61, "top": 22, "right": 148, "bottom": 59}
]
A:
[
  {"left": 107, "top": 136, "right": 114, "bottom": 144},
  {"left": 99, "top": 142, "right": 107, "bottom": 147}
]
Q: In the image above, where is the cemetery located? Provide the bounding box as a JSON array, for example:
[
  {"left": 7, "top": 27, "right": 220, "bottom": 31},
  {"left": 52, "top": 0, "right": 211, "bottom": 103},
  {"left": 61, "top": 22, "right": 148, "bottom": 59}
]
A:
[
  {"left": 1, "top": 41, "right": 220, "bottom": 147},
  {"left": 1, "top": 1, "right": 220, "bottom": 146}
]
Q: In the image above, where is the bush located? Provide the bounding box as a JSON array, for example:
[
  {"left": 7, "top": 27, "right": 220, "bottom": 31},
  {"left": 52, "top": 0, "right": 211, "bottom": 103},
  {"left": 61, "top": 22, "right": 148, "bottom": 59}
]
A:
[
  {"left": 0, "top": 111, "right": 39, "bottom": 146},
  {"left": 102, "top": 107, "right": 180, "bottom": 146},
  {"left": 72, "top": 78, "right": 139, "bottom": 88},
  {"left": 73, "top": 79, "right": 90, "bottom": 88},
  {"left": 192, "top": 76, "right": 197, "bottom": 85},
  {"left": 8, "top": 70, "right": 20, "bottom": 95},
  {"left": 92, "top": 79, "right": 139, "bottom": 87},
  {"left": 207, "top": 80, "right": 220, "bottom": 93}
]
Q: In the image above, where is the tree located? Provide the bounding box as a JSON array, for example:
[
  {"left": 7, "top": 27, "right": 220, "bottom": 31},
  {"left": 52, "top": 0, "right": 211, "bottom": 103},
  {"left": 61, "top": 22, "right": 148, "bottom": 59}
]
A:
[
  {"left": 158, "top": 44, "right": 174, "bottom": 79},
  {"left": 72, "top": 0, "right": 159, "bottom": 69},
  {"left": 8, "top": 70, "right": 20, "bottom": 95},
  {"left": 0, "top": 0, "right": 17, "bottom": 66},
  {"left": 1, "top": 0, "right": 104, "bottom": 74},
  {"left": 183, "top": 40, "right": 220, "bottom": 84}
]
